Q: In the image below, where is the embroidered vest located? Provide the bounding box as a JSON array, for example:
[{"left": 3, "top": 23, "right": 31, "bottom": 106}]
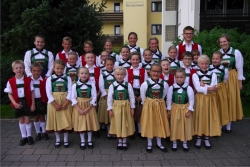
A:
[
  {"left": 118, "top": 60, "right": 131, "bottom": 69},
  {"left": 178, "top": 42, "right": 198, "bottom": 60},
  {"left": 113, "top": 82, "right": 129, "bottom": 100},
  {"left": 221, "top": 48, "right": 236, "bottom": 69},
  {"left": 146, "top": 80, "right": 164, "bottom": 99},
  {"left": 209, "top": 66, "right": 225, "bottom": 83},
  {"left": 65, "top": 65, "right": 79, "bottom": 83},
  {"left": 51, "top": 76, "right": 68, "bottom": 92},
  {"left": 30, "top": 49, "right": 49, "bottom": 77},
  {"left": 76, "top": 83, "right": 92, "bottom": 98},
  {"left": 103, "top": 72, "right": 115, "bottom": 89},
  {"left": 58, "top": 51, "right": 67, "bottom": 64},
  {"left": 127, "top": 68, "right": 145, "bottom": 86},
  {"left": 196, "top": 72, "right": 213, "bottom": 85},
  {"left": 172, "top": 85, "right": 188, "bottom": 104}
]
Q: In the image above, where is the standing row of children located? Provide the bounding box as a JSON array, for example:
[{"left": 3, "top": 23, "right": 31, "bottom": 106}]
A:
[{"left": 5, "top": 26, "right": 244, "bottom": 153}]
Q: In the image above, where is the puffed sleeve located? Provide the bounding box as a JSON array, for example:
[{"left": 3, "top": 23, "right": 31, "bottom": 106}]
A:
[
  {"left": 140, "top": 81, "right": 148, "bottom": 104},
  {"left": 107, "top": 84, "right": 114, "bottom": 110},
  {"left": 166, "top": 86, "right": 173, "bottom": 110},
  {"left": 128, "top": 83, "right": 135, "bottom": 108},
  {"left": 90, "top": 83, "right": 97, "bottom": 106},
  {"left": 187, "top": 86, "right": 194, "bottom": 111},
  {"left": 46, "top": 77, "right": 54, "bottom": 103},
  {"left": 66, "top": 76, "right": 72, "bottom": 101},
  {"left": 4, "top": 81, "right": 12, "bottom": 93},
  {"left": 99, "top": 74, "right": 107, "bottom": 97},
  {"left": 24, "top": 50, "right": 32, "bottom": 77},
  {"left": 46, "top": 52, "right": 54, "bottom": 77},
  {"left": 235, "top": 49, "right": 245, "bottom": 80}
]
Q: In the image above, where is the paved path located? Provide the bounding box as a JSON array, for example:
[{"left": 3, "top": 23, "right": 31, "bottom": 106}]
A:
[{"left": 1, "top": 119, "right": 250, "bottom": 167}]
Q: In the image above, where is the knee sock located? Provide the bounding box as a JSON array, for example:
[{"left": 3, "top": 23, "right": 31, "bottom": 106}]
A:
[
  {"left": 87, "top": 132, "right": 92, "bottom": 144},
  {"left": 19, "top": 123, "right": 27, "bottom": 138},
  {"left": 226, "top": 122, "right": 231, "bottom": 130},
  {"left": 34, "top": 122, "right": 40, "bottom": 134},
  {"left": 137, "top": 123, "right": 141, "bottom": 133},
  {"left": 25, "top": 123, "right": 32, "bottom": 137},
  {"left": 55, "top": 132, "right": 60, "bottom": 142},
  {"left": 183, "top": 140, "right": 188, "bottom": 149},
  {"left": 172, "top": 140, "right": 177, "bottom": 148},
  {"left": 147, "top": 138, "right": 152, "bottom": 148},
  {"left": 156, "top": 137, "right": 162, "bottom": 147},
  {"left": 196, "top": 136, "right": 201, "bottom": 146},
  {"left": 80, "top": 133, "right": 85, "bottom": 146},
  {"left": 204, "top": 136, "right": 210, "bottom": 146},
  {"left": 40, "top": 122, "right": 46, "bottom": 133},
  {"left": 118, "top": 139, "right": 122, "bottom": 146},
  {"left": 64, "top": 132, "right": 69, "bottom": 143}
]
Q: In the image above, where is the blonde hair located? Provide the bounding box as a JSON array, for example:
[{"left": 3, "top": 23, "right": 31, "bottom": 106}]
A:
[
  {"left": 31, "top": 62, "right": 42, "bottom": 70},
  {"left": 62, "top": 36, "right": 72, "bottom": 44},
  {"left": 114, "top": 66, "right": 127, "bottom": 75},
  {"left": 12, "top": 60, "right": 25, "bottom": 69},
  {"left": 175, "top": 68, "right": 186, "bottom": 76},
  {"left": 83, "top": 40, "right": 94, "bottom": 48},
  {"left": 68, "top": 51, "right": 78, "bottom": 58},
  {"left": 77, "top": 67, "right": 89, "bottom": 74},
  {"left": 198, "top": 55, "right": 210, "bottom": 64},
  {"left": 168, "top": 45, "right": 177, "bottom": 52},
  {"left": 54, "top": 59, "right": 65, "bottom": 68}
]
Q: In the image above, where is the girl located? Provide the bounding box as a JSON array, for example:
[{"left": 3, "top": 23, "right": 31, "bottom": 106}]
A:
[
  {"left": 97, "top": 51, "right": 110, "bottom": 72},
  {"left": 46, "top": 60, "right": 72, "bottom": 148},
  {"left": 98, "top": 58, "right": 116, "bottom": 139},
  {"left": 125, "top": 52, "right": 148, "bottom": 139},
  {"left": 167, "top": 68, "right": 194, "bottom": 152},
  {"left": 104, "top": 39, "right": 120, "bottom": 62},
  {"left": 71, "top": 67, "right": 99, "bottom": 150},
  {"left": 167, "top": 45, "right": 184, "bottom": 75},
  {"left": 140, "top": 64, "right": 170, "bottom": 153},
  {"left": 218, "top": 34, "right": 245, "bottom": 133},
  {"left": 148, "top": 37, "right": 166, "bottom": 63},
  {"left": 191, "top": 50, "right": 200, "bottom": 70},
  {"left": 118, "top": 46, "right": 131, "bottom": 69},
  {"left": 64, "top": 52, "right": 80, "bottom": 84},
  {"left": 127, "top": 32, "right": 144, "bottom": 60},
  {"left": 160, "top": 59, "right": 174, "bottom": 87},
  {"left": 79, "top": 40, "right": 98, "bottom": 66},
  {"left": 209, "top": 51, "right": 229, "bottom": 128},
  {"left": 24, "top": 35, "right": 54, "bottom": 78},
  {"left": 141, "top": 49, "right": 154, "bottom": 76},
  {"left": 107, "top": 66, "right": 135, "bottom": 151},
  {"left": 192, "top": 55, "right": 220, "bottom": 149}
]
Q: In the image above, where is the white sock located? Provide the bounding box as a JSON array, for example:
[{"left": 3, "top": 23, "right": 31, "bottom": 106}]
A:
[
  {"left": 196, "top": 136, "right": 201, "bottom": 146},
  {"left": 19, "top": 123, "right": 27, "bottom": 138},
  {"left": 183, "top": 141, "right": 188, "bottom": 149},
  {"left": 107, "top": 125, "right": 111, "bottom": 137},
  {"left": 64, "top": 132, "right": 69, "bottom": 143},
  {"left": 80, "top": 133, "right": 85, "bottom": 146},
  {"left": 137, "top": 123, "right": 141, "bottom": 133},
  {"left": 156, "top": 137, "right": 162, "bottom": 146},
  {"left": 55, "top": 132, "right": 60, "bottom": 142},
  {"left": 40, "top": 122, "right": 46, "bottom": 133},
  {"left": 172, "top": 140, "right": 177, "bottom": 148},
  {"left": 147, "top": 138, "right": 152, "bottom": 149},
  {"left": 87, "top": 132, "right": 92, "bottom": 144},
  {"left": 204, "top": 136, "right": 210, "bottom": 146},
  {"left": 122, "top": 138, "right": 127, "bottom": 146},
  {"left": 34, "top": 122, "right": 40, "bottom": 134},
  {"left": 25, "top": 123, "right": 32, "bottom": 137},
  {"left": 226, "top": 122, "right": 231, "bottom": 130}
]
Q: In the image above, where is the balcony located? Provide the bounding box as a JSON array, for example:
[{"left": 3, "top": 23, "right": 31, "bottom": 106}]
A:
[
  {"left": 101, "top": 10, "right": 123, "bottom": 22},
  {"left": 102, "top": 34, "right": 124, "bottom": 45}
]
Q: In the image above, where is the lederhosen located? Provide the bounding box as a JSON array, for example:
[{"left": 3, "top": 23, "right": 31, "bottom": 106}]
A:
[
  {"left": 169, "top": 58, "right": 180, "bottom": 75},
  {"left": 146, "top": 80, "right": 164, "bottom": 99},
  {"left": 65, "top": 64, "right": 79, "bottom": 83},
  {"left": 15, "top": 84, "right": 32, "bottom": 117},
  {"left": 30, "top": 49, "right": 49, "bottom": 78},
  {"left": 113, "top": 82, "right": 129, "bottom": 100},
  {"left": 172, "top": 84, "right": 189, "bottom": 104},
  {"left": 209, "top": 65, "right": 225, "bottom": 83},
  {"left": 33, "top": 83, "right": 47, "bottom": 115}
]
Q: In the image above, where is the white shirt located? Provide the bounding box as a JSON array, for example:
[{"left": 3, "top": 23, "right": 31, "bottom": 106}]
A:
[
  {"left": 85, "top": 64, "right": 98, "bottom": 85},
  {"left": 71, "top": 80, "right": 96, "bottom": 106},
  {"left": 46, "top": 74, "right": 72, "bottom": 103},
  {"left": 99, "top": 71, "right": 115, "bottom": 97},
  {"left": 167, "top": 83, "right": 194, "bottom": 111},
  {"left": 141, "top": 60, "right": 155, "bottom": 71},
  {"left": 55, "top": 49, "right": 80, "bottom": 65},
  {"left": 124, "top": 66, "right": 148, "bottom": 89},
  {"left": 178, "top": 65, "right": 194, "bottom": 85},
  {"left": 110, "top": 51, "right": 121, "bottom": 62},
  {"left": 118, "top": 59, "right": 131, "bottom": 69},
  {"left": 107, "top": 81, "right": 135, "bottom": 110},
  {"left": 31, "top": 76, "right": 43, "bottom": 98},
  {"left": 209, "top": 64, "right": 229, "bottom": 83},
  {"left": 191, "top": 62, "right": 200, "bottom": 70},
  {"left": 219, "top": 47, "right": 245, "bottom": 80},
  {"left": 168, "top": 58, "right": 184, "bottom": 69},
  {"left": 24, "top": 48, "right": 54, "bottom": 77},
  {"left": 127, "top": 45, "right": 144, "bottom": 60},
  {"left": 176, "top": 41, "right": 202, "bottom": 60},
  {"left": 64, "top": 62, "right": 81, "bottom": 74},
  {"left": 151, "top": 50, "right": 166, "bottom": 63}
]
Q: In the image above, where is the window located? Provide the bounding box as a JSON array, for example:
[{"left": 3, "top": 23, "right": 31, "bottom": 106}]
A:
[
  {"left": 114, "top": 25, "right": 121, "bottom": 35},
  {"left": 114, "top": 3, "right": 120, "bottom": 12},
  {"left": 151, "top": 24, "right": 162, "bottom": 35},
  {"left": 151, "top": 1, "right": 162, "bottom": 12}
]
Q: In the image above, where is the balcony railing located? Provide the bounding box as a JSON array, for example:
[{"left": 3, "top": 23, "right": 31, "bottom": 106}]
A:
[
  {"left": 101, "top": 10, "right": 123, "bottom": 22},
  {"left": 102, "top": 34, "right": 124, "bottom": 45}
]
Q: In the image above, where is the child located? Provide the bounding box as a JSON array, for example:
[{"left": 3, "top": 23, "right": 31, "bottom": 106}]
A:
[
  {"left": 140, "top": 64, "right": 170, "bottom": 153},
  {"left": 55, "top": 36, "right": 79, "bottom": 64},
  {"left": 31, "top": 62, "right": 49, "bottom": 141},
  {"left": 141, "top": 49, "right": 154, "bottom": 76},
  {"left": 192, "top": 55, "right": 220, "bottom": 149},
  {"left": 107, "top": 66, "right": 135, "bottom": 151},
  {"left": 167, "top": 68, "right": 194, "bottom": 152},
  {"left": 125, "top": 52, "right": 148, "bottom": 139},
  {"left": 4, "top": 60, "right": 35, "bottom": 146},
  {"left": 118, "top": 46, "right": 131, "bottom": 69},
  {"left": 176, "top": 26, "right": 202, "bottom": 60},
  {"left": 71, "top": 67, "right": 99, "bottom": 149},
  {"left": 127, "top": 32, "right": 144, "bottom": 60},
  {"left": 209, "top": 51, "right": 229, "bottom": 128},
  {"left": 167, "top": 45, "right": 184, "bottom": 75},
  {"left": 64, "top": 52, "right": 81, "bottom": 84},
  {"left": 191, "top": 50, "right": 200, "bottom": 70},
  {"left": 104, "top": 39, "right": 120, "bottom": 62},
  {"left": 97, "top": 51, "right": 110, "bottom": 72},
  {"left": 148, "top": 37, "right": 166, "bottom": 63},
  {"left": 79, "top": 40, "right": 98, "bottom": 66},
  {"left": 160, "top": 59, "right": 174, "bottom": 87},
  {"left": 46, "top": 60, "right": 72, "bottom": 148},
  {"left": 98, "top": 58, "right": 116, "bottom": 139},
  {"left": 24, "top": 35, "right": 54, "bottom": 78},
  {"left": 180, "top": 51, "right": 197, "bottom": 89},
  {"left": 218, "top": 33, "right": 245, "bottom": 132}
]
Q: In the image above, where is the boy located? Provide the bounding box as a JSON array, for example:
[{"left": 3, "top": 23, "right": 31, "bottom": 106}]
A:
[
  {"left": 64, "top": 52, "right": 81, "bottom": 83},
  {"left": 176, "top": 26, "right": 202, "bottom": 60},
  {"left": 31, "top": 62, "right": 49, "bottom": 141},
  {"left": 191, "top": 50, "right": 200, "bottom": 70},
  {"left": 55, "top": 36, "right": 79, "bottom": 64},
  {"left": 4, "top": 60, "right": 36, "bottom": 146}
]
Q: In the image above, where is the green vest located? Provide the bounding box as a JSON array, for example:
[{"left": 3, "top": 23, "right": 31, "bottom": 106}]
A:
[
  {"left": 103, "top": 72, "right": 115, "bottom": 89},
  {"left": 51, "top": 76, "right": 68, "bottom": 92},
  {"left": 146, "top": 80, "right": 164, "bottom": 99},
  {"left": 197, "top": 72, "right": 213, "bottom": 85},
  {"left": 152, "top": 52, "right": 162, "bottom": 64},
  {"left": 172, "top": 85, "right": 188, "bottom": 104},
  {"left": 30, "top": 49, "right": 49, "bottom": 69},
  {"left": 222, "top": 48, "right": 236, "bottom": 69},
  {"left": 76, "top": 83, "right": 92, "bottom": 98},
  {"left": 113, "top": 82, "right": 129, "bottom": 100},
  {"left": 209, "top": 66, "right": 225, "bottom": 83}
]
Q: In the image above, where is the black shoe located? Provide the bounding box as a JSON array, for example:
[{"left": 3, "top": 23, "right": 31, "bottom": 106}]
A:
[
  {"left": 19, "top": 138, "right": 27, "bottom": 146},
  {"left": 157, "top": 145, "right": 168, "bottom": 153},
  {"left": 123, "top": 143, "right": 128, "bottom": 151},
  {"left": 183, "top": 147, "right": 189, "bottom": 152},
  {"left": 116, "top": 142, "right": 123, "bottom": 150},
  {"left": 204, "top": 139, "right": 211, "bottom": 149},
  {"left": 80, "top": 142, "right": 86, "bottom": 150},
  {"left": 146, "top": 145, "right": 152, "bottom": 153},
  {"left": 225, "top": 129, "right": 231, "bottom": 133},
  {"left": 54, "top": 142, "right": 61, "bottom": 148},
  {"left": 27, "top": 136, "right": 34, "bottom": 145},
  {"left": 64, "top": 142, "right": 70, "bottom": 148},
  {"left": 130, "top": 133, "right": 135, "bottom": 140},
  {"left": 172, "top": 147, "right": 177, "bottom": 152},
  {"left": 35, "top": 133, "right": 42, "bottom": 141},
  {"left": 195, "top": 137, "right": 201, "bottom": 149},
  {"left": 88, "top": 141, "right": 94, "bottom": 149},
  {"left": 42, "top": 133, "right": 49, "bottom": 140}
]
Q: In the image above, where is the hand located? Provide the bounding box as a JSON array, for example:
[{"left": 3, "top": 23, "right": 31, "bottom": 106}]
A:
[
  {"left": 30, "top": 104, "right": 36, "bottom": 112},
  {"left": 130, "top": 108, "right": 134, "bottom": 116},
  {"left": 238, "top": 80, "right": 243, "bottom": 90},
  {"left": 167, "top": 110, "right": 171, "bottom": 118},
  {"left": 83, "top": 108, "right": 90, "bottom": 115},
  {"left": 61, "top": 100, "right": 69, "bottom": 110},
  {"left": 78, "top": 109, "right": 83, "bottom": 115},
  {"left": 185, "top": 110, "right": 191, "bottom": 117},
  {"left": 137, "top": 96, "right": 141, "bottom": 102},
  {"left": 14, "top": 102, "right": 22, "bottom": 109},
  {"left": 211, "top": 85, "right": 218, "bottom": 92},
  {"left": 45, "top": 76, "right": 49, "bottom": 79},
  {"left": 52, "top": 101, "right": 61, "bottom": 111},
  {"left": 109, "top": 110, "right": 114, "bottom": 117},
  {"left": 200, "top": 81, "right": 205, "bottom": 87},
  {"left": 104, "top": 95, "right": 107, "bottom": 100}
]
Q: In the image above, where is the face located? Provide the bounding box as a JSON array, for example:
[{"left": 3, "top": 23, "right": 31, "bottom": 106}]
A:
[
  {"left": 168, "top": 48, "right": 177, "bottom": 59},
  {"left": 130, "top": 55, "right": 140, "bottom": 68},
  {"left": 114, "top": 70, "right": 125, "bottom": 82},
  {"left": 31, "top": 67, "right": 42, "bottom": 79},
  {"left": 84, "top": 44, "right": 93, "bottom": 52},
  {"left": 149, "top": 66, "right": 161, "bottom": 81},
  {"left": 149, "top": 39, "right": 158, "bottom": 52},
  {"left": 175, "top": 72, "right": 186, "bottom": 85},
  {"left": 78, "top": 68, "right": 89, "bottom": 81},
  {"left": 121, "top": 48, "right": 130, "bottom": 60},
  {"left": 193, "top": 53, "right": 200, "bottom": 63},
  {"left": 128, "top": 34, "right": 137, "bottom": 46},
  {"left": 100, "top": 52, "right": 109, "bottom": 61},
  {"left": 13, "top": 64, "right": 24, "bottom": 76},
  {"left": 53, "top": 64, "right": 64, "bottom": 76},
  {"left": 34, "top": 37, "right": 45, "bottom": 51},
  {"left": 62, "top": 40, "right": 72, "bottom": 52},
  {"left": 143, "top": 51, "right": 153, "bottom": 62},
  {"left": 198, "top": 59, "right": 210, "bottom": 71},
  {"left": 182, "top": 56, "right": 193, "bottom": 67},
  {"left": 104, "top": 42, "right": 112, "bottom": 53},
  {"left": 161, "top": 61, "right": 170, "bottom": 74},
  {"left": 212, "top": 54, "right": 222, "bottom": 66},
  {"left": 68, "top": 55, "right": 77, "bottom": 66},
  {"left": 183, "top": 30, "right": 194, "bottom": 42},
  {"left": 219, "top": 37, "right": 230, "bottom": 50},
  {"left": 84, "top": 53, "right": 95, "bottom": 65},
  {"left": 105, "top": 60, "right": 114, "bottom": 72}
]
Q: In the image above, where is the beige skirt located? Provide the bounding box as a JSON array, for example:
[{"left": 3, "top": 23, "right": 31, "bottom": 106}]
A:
[
  {"left": 72, "top": 98, "right": 99, "bottom": 132},
  {"left": 109, "top": 100, "right": 135, "bottom": 138},
  {"left": 170, "top": 103, "right": 194, "bottom": 141},
  {"left": 140, "top": 98, "right": 170, "bottom": 138},
  {"left": 97, "top": 90, "right": 110, "bottom": 124},
  {"left": 46, "top": 92, "right": 72, "bottom": 132},
  {"left": 193, "top": 92, "right": 221, "bottom": 137}
]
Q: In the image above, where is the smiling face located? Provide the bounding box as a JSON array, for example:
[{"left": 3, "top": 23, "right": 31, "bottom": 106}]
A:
[
  {"left": 168, "top": 48, "right": 177, "bottom": 59},
  {"left": 68, "top": 54, "right": 77, "bottom": 66},
  {"left": 219, "top": 37, "right": 230, "bottom": 50},
  {"left": 13, "top": 63, "right": 24, "bottom": 78},
  {"left": 84, "top": 44, "right": 93, "bottom": 53},
  {"left": 161, "top": 60, "right": 170, "bottom": 75},
  {"left": 143, "top": 50, "right": 153, "bottom": 62},
  {"left": 198, "top": 58, "right": 210, "bottom": 72},
  {"left": 120, "top": 48, "right": 130, "bottom": 60},
  {"left": 105, "top": 60, "right": 114, "bottom": 72},
  {"left": 182, "top": 55, "right": 193, "bottom": 68},
  {"left": 104, "top": 41, "right": 113, "bottom": 53},
  {"left": 114, "top": 69, "right": 126, "bottom": 82},
  {"left": 84, "top": 53, "right": 95, "bottom": 66},
  {"left": 149, "top": 65, "right": 161, "bottom": 82},
  {"left": 130, "top": 54, "right": 140, "bottom": 68},
  {"left": 31, "top": 67, "right": 42, "bottom": 80},
  {"left": 175, "top": 72, "right": 186, "bottom": 85},
  {"left": 148, "top": 39, "right": 158, "bottom": 52},
  {"left": 212, "top": 53, "right": 222, "bottom": 66},
  {"left": 53, "top": 63, "right": 64, "bottom": 76},
  {"left": 183, "top": 30, "right": 194, "bottom": 43},
  {"left": 34, "top": 37, "right": 45, "bottom": 51},
  {"left": 78, "top": 68, "right": 89, "bottom": 82},
  {"left": 128, "top": 34, "right": 137, "bottom": 46},
  {"left": 62, "top": 40, "right": 72, "bottom": 52}
]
